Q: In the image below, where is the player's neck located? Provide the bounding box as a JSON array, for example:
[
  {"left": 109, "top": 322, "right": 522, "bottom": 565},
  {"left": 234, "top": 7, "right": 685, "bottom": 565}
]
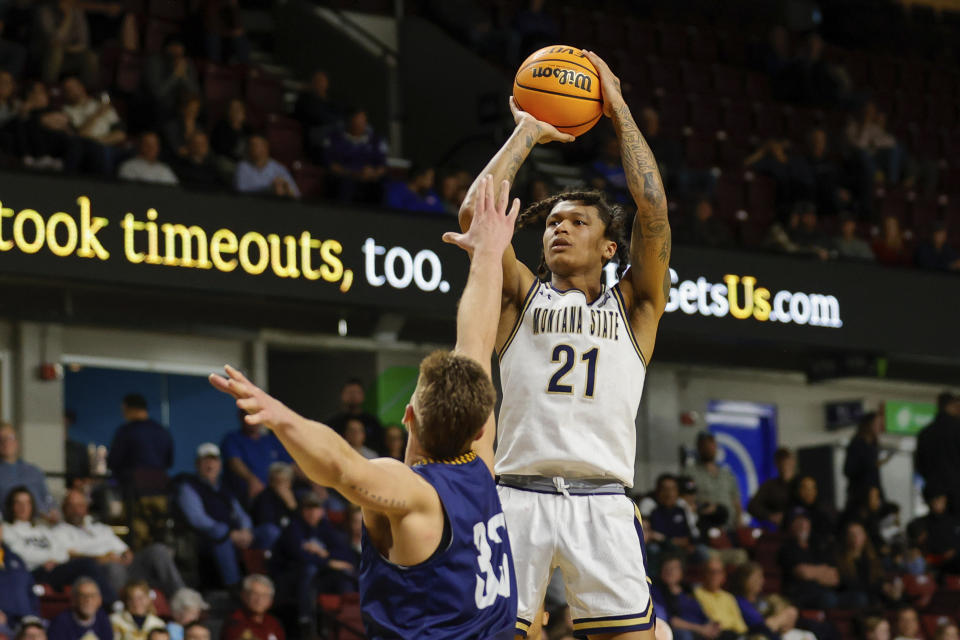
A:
[{"left": 550, "top": 273, "right": 605, "bottom": 302}]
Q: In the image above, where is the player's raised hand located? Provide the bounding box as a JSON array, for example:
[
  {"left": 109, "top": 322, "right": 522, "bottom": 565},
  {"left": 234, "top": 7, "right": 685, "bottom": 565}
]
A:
[
  {"left": 582, "top": 50, "right": 623, "bottom": 118},
  {"left": 442, "top": 174, "right": 520, "bottom": 257},
  {"left": 209, "top": 365, "right": 296, "bottom": 431},
  {"left": 509, "top": 96, "right": 575, "bottom": 144}
]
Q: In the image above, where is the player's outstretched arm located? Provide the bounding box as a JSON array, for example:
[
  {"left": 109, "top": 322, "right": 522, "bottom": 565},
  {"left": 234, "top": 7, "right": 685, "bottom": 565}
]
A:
[
  {"left": 459, "top": 98, "right": 572, "bottom": 304},
  {"left": 584, "top": 49, "right": 671, "bottom": 361},
  {"left": 444, "top": 175, "right": 521, "bottom": 474},
  {"left": 210, "top": 366, "right": 436, "bottom": 516}
]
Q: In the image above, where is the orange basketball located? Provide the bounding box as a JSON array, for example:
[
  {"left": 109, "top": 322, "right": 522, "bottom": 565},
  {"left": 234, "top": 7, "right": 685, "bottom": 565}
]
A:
[{"left": 513, "top": 45, "right": 603, "bottom": 138}]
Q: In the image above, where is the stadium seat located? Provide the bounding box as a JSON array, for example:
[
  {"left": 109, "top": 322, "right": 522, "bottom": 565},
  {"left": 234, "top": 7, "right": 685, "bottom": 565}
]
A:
[
  {"left": 150, "top": 589, "right": 172, "bottom": 618},
  {"left": 37, "top": 584, "right": 71, "bottom": 621},
  {"left": 903, "top": 573, "right": 937, "bottom": 608},
  {"left": 745, "top": 173, "right": 776, "bottom": 223},
  {"left": 266, "top": 115, "right": 303, "bottom": 165},
  {"left": 245, "top": 69, "right": 284, "bottom": 126},
  {"left": 113, "top": 52, "right": 144, "bottom": 94},
  {"left": 684, "top": 133, "right": 717, "bottom": 169},
  {"left": 646, "top": 57, "right": 683, "bottom": 93},
  {"left": 144, "top": 19, "right": 180, "bottom": 54},
  {"left": 944, "top": 574, "right": 960, "bottom": 591},
  {"left": 825, "top": 609, "right": 856, "bottom": 640},
  {"left": 743, "top": 72, "right": 770, "bottom": 99},
  {"left": 712, "top": 65, "right": 743, "bottom": 98},
  {"left": 203, "top": 64, "right": 244, "bottom": 122},
  {"left": 714, "top": 172, "right": 745, "bottom": 219},
  {"left": 922, "top": 615, "right": 956, "bottom": 639},
  {"left": 656, "top": 23, "right": 688, "bottom": 59},
  {"left": 680, "top": 62, "right": 713, "bottom": 94},
  {"left": 752, "top": 104, "right": 783, "bottom": 138},
  {"left": 688, "top": 29, "right": 719, "bottom": 62},
  {"left": 292, "top": 162, "right": 326, "bottom": 200},
  {"left": 242, "top": 548, "right": 271, "bottom": 575},
  {"left": 800, "top": 610, "right": 826, "bottom": 623},
  {"left": 148, "top": 0, "right": 186, "bottom": 21},
  {"left": 688, "top": 98, "right": 722, "bottom": 131}
]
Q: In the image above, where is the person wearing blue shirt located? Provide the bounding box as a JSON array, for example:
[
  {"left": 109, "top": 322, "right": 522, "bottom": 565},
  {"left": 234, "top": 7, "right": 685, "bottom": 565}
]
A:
[
  {"left": 385, "top": 166, "right": 448, "bottom": 214},
  {"left": 650, "top": 556, "right": 719, "bottom": 640},
  {"left": 106, "top": 395, "right": 174, "bottom": 485},
  {"left": 0, "top": 423, "right": 55, "bottom": 518},
  {"left": 233, "top": 135, "right": 300, "bottom": 198},
  {"left": 174, "top": 443, "right": 264, "bottom": 588},
  {"left": 0, "top": 518, "right": 39, "bottom": 636},
  {"left": 47, "top": 577, "right": 113, "bottom": 640},
  {"left": 220, "top": 413, "right": 293, "bottom": 507}
]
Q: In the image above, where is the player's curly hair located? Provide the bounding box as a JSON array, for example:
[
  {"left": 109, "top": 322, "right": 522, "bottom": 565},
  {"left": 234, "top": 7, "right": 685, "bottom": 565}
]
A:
[{"left": 515, "top": 190, "right": 632, "bottom": 280}]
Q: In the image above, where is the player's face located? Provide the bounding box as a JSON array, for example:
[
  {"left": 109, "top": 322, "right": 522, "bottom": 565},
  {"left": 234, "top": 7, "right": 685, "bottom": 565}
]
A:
[{"left": 542, "top": 202, "right": 615, "bottom": 278}]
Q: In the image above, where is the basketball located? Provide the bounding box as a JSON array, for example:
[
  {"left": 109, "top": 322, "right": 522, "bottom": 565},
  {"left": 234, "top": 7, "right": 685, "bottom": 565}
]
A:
[{"left": 513, "top": 45, "right": 603, "bottom": 138}]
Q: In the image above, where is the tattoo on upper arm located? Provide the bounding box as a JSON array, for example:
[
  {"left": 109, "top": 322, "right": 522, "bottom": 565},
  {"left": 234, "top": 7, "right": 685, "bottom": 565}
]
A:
[{"left": 348, "top": 484, "right": 407, "bottom": 510}]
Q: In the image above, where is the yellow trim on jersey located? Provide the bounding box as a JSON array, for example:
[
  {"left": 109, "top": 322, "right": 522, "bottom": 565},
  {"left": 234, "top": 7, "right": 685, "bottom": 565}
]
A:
[
  {"left": 413, "top": 451, "right": 478, "bottom": 467},
  {"left": 516, "top": 619, "right": 531, "bottom": 632},
  {"left": 612, "top": 285, "right": 648, "bottom": 368},
  {"left": 497, "top": 280, "right": 540, "bottom": 361},
  {"left": 571, "top": 602, "right": 654, "bottom": 631},
  {"left": 634, "top": 503, "right": 643, "bottom": 526}
]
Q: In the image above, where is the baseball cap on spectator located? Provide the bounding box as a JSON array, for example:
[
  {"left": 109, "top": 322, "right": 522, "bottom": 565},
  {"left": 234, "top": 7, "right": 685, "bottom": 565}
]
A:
[
  {"left": 16, "top": 616, "right": 47, "bottom": 638},
  {"left": 196, "top": 443, "right": 220, "bottom": 459}
]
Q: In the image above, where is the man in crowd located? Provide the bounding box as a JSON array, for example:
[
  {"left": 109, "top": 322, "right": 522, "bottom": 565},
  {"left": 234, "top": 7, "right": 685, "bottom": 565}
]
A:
[
  {"left": 60, "top": 76, "right": 125, "bottom": 175},
  {"left": 831, "top": 214, "right": 875, "bottom": 261},
  {"left": 0, "top": 517, "right": 39, "bottom": 633},
  {"left": 688, "top": 431, "right": 742, "bottom": 531},
  {"left": 221, "top": 412, "right": 293, "bottom": 506},
  {"left": 675, "top": 197, "right": 734, "bottom": 248},
  {"left": 182, "top": 623, "right": 209, "bottom": 640},
  {"left": 324, "top": 107, "right": 387, "bottom": 203},
  {"left": 143, "top": 36, "right": 199, "bottom": 121},
  {"left": 0, "top": 423, "right": 56, "bottom": 518},
  {"left": 175, "top": 443, "right": 259, "bottom": 588},
  {"left": 234, "top": 134, "right": 299, "bottom": 198},
  {"left": 107, "top": 394, "right": 174, "bottom": 486},
  {"left": 173, "top": 132, "right": 222, "bottom": 188},
  {"left": 908, "top": 485, "right": 960, "bottom": 573},
  {"left": 325, "top": 379, "right": 383, "bottom": 454},
  {"left": 118, "top": 131, "right": 179, "bottom": 185},
  {"left": 748, "top": 447, "right": 798, "bottom": 526},
  {"left": 647, "top": 474, "right": 702, "bottom": 560},
  {"left": 915, "top": 390, "right": 960, "bottom": 514},
  {"left": 36, "top": 0, "right": 98, "bottom": 86},
  {"left": 694, "top": 558, "right": 749, "bottom": 636},
  {"left": 384, "top": 165, "right": 447, "bottom": 213},
  {"left": 294, "top": 70, "right": 341, "bottom": 164},
  {"left": 47, "top": 577, "right": 113, "bottom": 640},
  {"left": 220, "top": 575, "right": 285, "bottom": 640},
  {"left": 779, "top": 514, "right": 843, "bottom": 609},
  {"left": 15, "top": 617, "right": 47, "bottom": 640},
  {"left": 342, "top": 418, "right": 377, "bottom": 460},
  {"left": 54, "top": 489, "right": 185, "bottom": 596}
]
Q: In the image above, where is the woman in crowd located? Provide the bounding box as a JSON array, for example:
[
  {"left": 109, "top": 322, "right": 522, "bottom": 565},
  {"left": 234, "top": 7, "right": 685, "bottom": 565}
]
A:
[
  {"left": 250, "top": 462, "right": 298, "bottom": 550},
  {"left": 163, "top": 93, "right": 205, "bottom": 159},
  {"left": 383, "top": 424, "right": 407, "bottom": 461},
  {"left": 727, "top": 562, "right": 800, "bottom": 639},
  {"left": 871, "top": 216, "right": 911, "bottom": 267},
  {"left": 166, "top": 588, "right": 208, "bottom": 640},
  {"left": 862, "top": 617, "right": 891, "bottom": 640},
  {"left": 650, "top": 555, "right": 721, "bottom": 640},
  {"left": 110, "top": 580, "right": 166, "bottom": 640},
  {"left": 844, "top": 412, "right": 890, "bottom": 508},
  {"left": 789, "top": 476, "right": 836, "bottom": 551},
  {"left": 835, "top": 521, "right": 896, "bottom": 607}
]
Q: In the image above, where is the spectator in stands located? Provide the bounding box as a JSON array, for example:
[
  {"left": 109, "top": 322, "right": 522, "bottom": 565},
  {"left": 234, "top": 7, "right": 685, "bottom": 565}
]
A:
[
  {"left": 180, "top": 625, "right": 208, "bottom": 640},
  {"left": 789, "top": 201, "right": 831, "bottom": 259},
  {"left": 166, "top": 591, "right": 207, "bottom": 640},
  {"left": 687, "top": 431, "right": 741, "bottom": 531},
  {"left": 893, "top": 607, "right": 922, "bottom": 640},
  {"left": 55, "top": 489, "right": 185, "bottom": 597},
  {"left": 675, "top": 197, "right": 734, "bottom": 248},
  {"left": 173, "top": 131, "right": 223, "bottom": 189},
  {"left": 295, "top": 70, "right": 340, "bottom": 164},
  {"left": 650, "top": 555, "right": 719, "bottom": 640},
  {"left": 789, "top": 476, "right": 836, "bottom": 550},
  {"left": 36, "top": 0, "right": 98, "bottom": 86},
  {"left": 0, "top": 69, "right": 17, "bottom": 140},
  {"left": 385, "top": 165, "right": 447, "bottom": 213},
  {"left": 693, "top": 557, "right": 748, "bottom": 636},
  {"left": 588, "top": 137, "right": 630, "bottom": 204},
  {"left": 512, "top": 0, "right": 559, "bottom": 57},
  {"left": 871, "top": 215, "right": 911, "bottom": 266},
  {"left": 640, "top": 107, "right": 687, "bottom": 197},
  {"left": 0, "top": 423, "right": 56, "bottom": 518},
  {"left": 48, "top": 577, "right": 113, "bottom": 640},
  {"left": 343, "top": 417, "right": 378, "bottom": 460},
  {"left": 148, "top": 631, "right": 168, "bottom": 640},
  {"left": 745, "top": 139, "right": 798, "bottom": 218},
  {"left": 915, "top": 222, "right": 960, "bottom": 271},
  {"left": 748, "top": 447, "right": 797, "bottom": 527},
  {"left": 326, "top": 379, "right": 383, "bottom": 454},
  {"left": 647, "top": 474, "right": 705, "bottom": 561},
  {"left": 864, "top": 617, "right": 891, "bottom": 640},
  {"left": 201, "top": 0, "right": 249, "bottom": 64},
  {"left": 220, "top": 575, "right": 285, "bottom": 640},
  {"left": 0, "top": 516, "right": 39, "bottom": 633},
  {"left": 221, "top": 411, "right": 293, "bottom": 506},
  {"left": 211, "top": 99, "right": 252, "bottom": 171},
  {"left": 324, "top": 107, "right": 387, "bottom": 204},
  {"left": 234, "top": 134, "right": 300, "bottom": 198},
  {"left": 174, "top": 443, "right": 258, "bottom": 588},
  {"left": 14, "top": 617, "right": 47, "bottom": 640},
  {"left": 779, "top": 513, "right": 843, "bottom": 609},
  {"left": 143, "top": 36, "right": 199, "bottom": 122},
  {"left": 794, "top": 33, "right": 851, "bottom": 107},
  {"left": 250, "top": 462, "right": 297, "bottom": 550},
  {"left": 843, "top": 485, "right": 897, "bottom": 558},
  {"left": 3, "top": 486, "right": 117, "bottom": 603},
  {"left": 0, "top": 17, "right": 27, "bottom": 78},
  {"left": 163, "top": 93, "right": 204, "bottom": 159},
  {"left": 107, "top": 394, "right": 173, "bottom": 486},
  {"left": 346, "top": 505, "right": 362, "bottom": 566},
  {"left": 12, "top": 80, "right": 79, "bottom": 172},
  {"left": 847, "top": 101, "right": 902, "bottom": 187},
  {"left": 835, "top": 521, "right": 888, "bottom": 607},
  {"left": 832, "top": 214, "right": 875, "bottom": 261},
  {"left": 795, "top": 127, "right": 849, "bottom": 216},
  {"left": 908, "top": 485, "right": 960, "bottom": 573},
  {"left": 383, "top": 424, "right": 406, "bottom": 462},
  {"left": 60, "top": 77, "right": 125, "bottom": 175},
  {"left": 915, "top": 390, "right": 960, "bottom": 514},
  {"left": 110, "top": 581, "right": 165, "bottom": 640},
  {"left": 844, "top": 411, "right": 889, "bottom": 508},
  {"left": 438, "top": 169, "right": 470, "bottom": 216},
  {"left": 935, "top": 624, "right": 959, "bottom": 640},
  {"left": 118, "top": 131, "right": 179, "bottom": 185},
  {"left": 728, "top": 562, "right": 801, "bottom": 639},
  {"left": 271, "top": 492, "right": 354, "bottom": 637}
]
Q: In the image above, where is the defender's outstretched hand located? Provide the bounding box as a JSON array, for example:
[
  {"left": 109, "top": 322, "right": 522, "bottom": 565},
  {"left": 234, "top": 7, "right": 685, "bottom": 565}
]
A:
[
  {"left": 509, "top": 96, "right": 575, "bottom": 144},
  {"left": 209, "top": 365, "right": 296, "bottom": 430},
  {"left": 443, "top": 175, "right": 520, "bottom": 257},
  {"left": 582, "top": 50, "right": 623, "bottom": 118}
]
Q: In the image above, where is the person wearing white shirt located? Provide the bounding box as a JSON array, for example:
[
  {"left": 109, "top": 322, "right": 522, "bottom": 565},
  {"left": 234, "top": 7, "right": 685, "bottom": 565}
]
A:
[
  {"left": 60, "top": 76, "right": 126, "bottom": 175},
  {"left": 53, "top": 489, "right": 184, "bottom": 597},
  {"left": 2, "top": 486, "right": 117, "bottom": 603},
  {"left": 118, "top": 132, "right": 179, "bottom": 185}
]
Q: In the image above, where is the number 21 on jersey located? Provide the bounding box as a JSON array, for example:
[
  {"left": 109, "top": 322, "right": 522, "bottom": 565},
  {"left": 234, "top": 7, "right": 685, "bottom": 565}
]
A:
[{"left": 547, "top": 344, "right": 599, "bottom": 397}]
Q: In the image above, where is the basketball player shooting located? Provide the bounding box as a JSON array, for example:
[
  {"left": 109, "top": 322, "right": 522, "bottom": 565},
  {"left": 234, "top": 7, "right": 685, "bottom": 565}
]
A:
[
  {"left": 458, "top": 50, "right": 670, "bottom": 640},
  {"left": 210, "top": 175, "right": 521, "bottom": 639}
]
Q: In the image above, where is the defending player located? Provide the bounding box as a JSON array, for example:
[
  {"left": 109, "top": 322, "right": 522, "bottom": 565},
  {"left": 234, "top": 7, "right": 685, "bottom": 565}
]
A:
[
  {"left": 210, "top": 175, "right": 520, "bottom": 639},
  {"left": 457, "top": 50, "right": 671, "bottom": 640}
]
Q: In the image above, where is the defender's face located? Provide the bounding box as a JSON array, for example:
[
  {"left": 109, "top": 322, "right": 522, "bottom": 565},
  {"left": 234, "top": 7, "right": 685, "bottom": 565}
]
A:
[{"left": 542, "top": 202, "right": 615, "bottom": 278}]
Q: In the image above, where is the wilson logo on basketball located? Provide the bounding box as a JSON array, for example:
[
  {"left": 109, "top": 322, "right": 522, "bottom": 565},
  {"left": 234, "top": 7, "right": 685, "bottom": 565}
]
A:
[{"left": 530, "top": 66, "right": 593, "bottom": 92}]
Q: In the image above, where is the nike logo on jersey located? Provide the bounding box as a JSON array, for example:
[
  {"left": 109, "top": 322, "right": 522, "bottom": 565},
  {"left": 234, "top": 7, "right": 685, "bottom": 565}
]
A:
[{"left": 531, "top": 306, "right": 621, "bottom": 340}]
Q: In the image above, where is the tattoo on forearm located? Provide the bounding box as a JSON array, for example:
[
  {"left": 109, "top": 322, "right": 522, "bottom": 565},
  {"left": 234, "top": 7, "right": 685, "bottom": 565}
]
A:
[
  {"left": 473, "top": 126, "right": 539, "bottom": 206},
  {"left": 348, "top": 484, "right": 407, "bottom": 510},
  {"left": 611, "top": 102, "right": 668, "bottom": 239}
]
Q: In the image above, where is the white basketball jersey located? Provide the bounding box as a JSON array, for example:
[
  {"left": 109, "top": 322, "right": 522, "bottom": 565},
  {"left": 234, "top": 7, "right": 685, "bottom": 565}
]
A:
[{"left": 495, "top": 281, "right": 647, "bottom": 486}]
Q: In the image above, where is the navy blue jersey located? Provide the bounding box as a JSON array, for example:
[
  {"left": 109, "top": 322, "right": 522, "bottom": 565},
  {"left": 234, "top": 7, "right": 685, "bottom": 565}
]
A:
[{"left": 359, "top": 451, "right": 517, "bottom": 640}]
